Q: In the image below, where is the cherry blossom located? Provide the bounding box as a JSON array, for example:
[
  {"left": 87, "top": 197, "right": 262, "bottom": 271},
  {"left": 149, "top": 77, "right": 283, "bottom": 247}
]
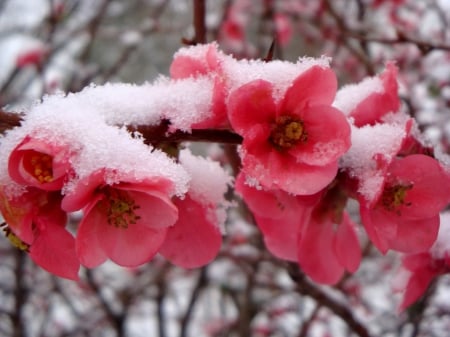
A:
[
  {"left": 8, "top": 136, "right": 72, "bottom": 191},
  {"left": 229, "top": 65, "right": 351, "bottom": 195},
  {"left": 62, "top": 169, "right": 178, "bottom": 268}
]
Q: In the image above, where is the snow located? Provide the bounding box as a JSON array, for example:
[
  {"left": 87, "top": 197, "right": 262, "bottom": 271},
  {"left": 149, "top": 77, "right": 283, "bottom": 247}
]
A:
[
  {"left": 334, "top": 76, "right": 384, "bottom": 115},
  {"left": 223, "top": 56, "right": 332, "bottom": 102},
  {"left": 340, "top": 121, "right": 407, "bottom": 202},
  {"left": 178, "top": 149, "right": 233, "bottom": 231}
]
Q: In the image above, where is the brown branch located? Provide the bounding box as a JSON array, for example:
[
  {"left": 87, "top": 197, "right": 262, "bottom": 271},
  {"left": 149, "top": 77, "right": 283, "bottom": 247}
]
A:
[
  {"left": 288, "top": 263, "right": 372, "bottom": 337},
  {"left": 0, "top": 110, "right": 22, "bottom": 135},
  {"left": 129, "top": 123, "right": 243, "bottom": 145}
]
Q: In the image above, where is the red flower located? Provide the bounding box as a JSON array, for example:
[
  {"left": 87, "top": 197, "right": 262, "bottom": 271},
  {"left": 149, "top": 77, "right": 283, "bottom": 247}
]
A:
[
  {"left": 360, "top": 154, "right": 450, "bottom": 254},
  {"left": 170, "top": 43, "right": 228, "bottom": 128},
  {"left": 8, "top": 136, "right": 72, "bottom": 191},
  {"left": 229, "top": 66, "right": 351, "bottom": 195},
  {"left": 159, "top": 150, "right": 228, "bottom": 268},
  {"left": 62, "top": 170, "right": 178, "bottom": 268},
  {"left": 334, "top": 62, "right": 400, "bottom": 127},
  {"left": 0, "top": 187, "right": 79, "bottom": 280}
]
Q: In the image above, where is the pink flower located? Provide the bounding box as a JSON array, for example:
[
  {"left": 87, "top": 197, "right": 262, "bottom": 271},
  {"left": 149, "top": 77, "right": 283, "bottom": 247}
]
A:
[
  {"left": 0, "top": 187, "right": 79, "bottom": 280},
  {"left": 62, "top": 170, "right": 178, "bottom": 268},
  {"left": 8, "top": 136, "right": 72, "bottom": 191},
  {"left": 159, "top": 149, "right": 228, "bottom": 268},
  {"left": 229, "top": 66, "right": 351, "bottom": 195},
  {"left": 170, "top": 43, "right": 228, "bottom": 128},
  {"left": 360, "top": 154, "right": 450, "bottom": 254},
  {"left": 334, "top": 62, "right": 400, "bottom": 127},
  {"left": 236, "top": 173, "right": 360, "bottom": 284},
  {"left": 350, "top": 63, "right": 400, "bottom": 127}
]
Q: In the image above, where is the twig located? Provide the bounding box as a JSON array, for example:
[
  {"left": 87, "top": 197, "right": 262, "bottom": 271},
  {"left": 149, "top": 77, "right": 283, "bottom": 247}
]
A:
[
  {"left": 179, "top": 267, "right": 208, "bottom": 337},
  {"left": 288, "top": 263, "right": 373, "bottom": 337}
]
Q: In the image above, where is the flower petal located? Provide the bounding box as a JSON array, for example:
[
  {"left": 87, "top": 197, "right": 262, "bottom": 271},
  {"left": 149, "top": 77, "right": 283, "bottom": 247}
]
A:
[
  {"left": 389, "top": 216, "right": 439, "bottom": 253},
  {"left": 30, "top": 221, "right": 80, "bottom": 280},
  {"left": 228, "top": 80, "right": 277, "bottom": 135},
  {"left": 281, "top": 66, "right": 337, "bottom": 113},
  {"left": 298, "top": 219, "right": 344, "bottom": 284},
  {"left": 159, "top": 196, "right": 222, "bottom": 268},
  {"left": 334, "top": 212, "right": 361, "bottom": 272}
]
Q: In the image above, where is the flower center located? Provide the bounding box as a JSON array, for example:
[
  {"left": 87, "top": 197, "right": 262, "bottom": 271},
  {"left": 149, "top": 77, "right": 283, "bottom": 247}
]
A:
[
  {"left": 101, "top": 189, "right": 141, "bottom": 229},
  {"left": 381, "top": 184, "right": 413, "bottom": 213},
  {"left": 24, "top": 151, "right": 54, "bottom": 183},
  {"left": 1, "top": 222, "right": 30, "bottom": 252},
  {"left": 269, "top": 115, "right": 307, "bottom": 150}
]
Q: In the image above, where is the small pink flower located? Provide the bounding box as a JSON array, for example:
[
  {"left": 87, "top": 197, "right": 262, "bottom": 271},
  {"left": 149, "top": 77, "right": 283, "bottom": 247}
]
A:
[
  {"left": 8, "top": 136, "right": 72, "bottom": 191},
  {"left": 229, "top": 66, "right": 351, "bottom": 195},
  {"left": 360, "top": 154, "right": 450, "bottom": 254},
  {"left": 62, "top": 170, "right": 178, "bottom": 268},
  {"left": 170, "top": 43, "right": 228, "bottom": 128},
  {"left": 334, "top": 62, "right": 400, "bottom": 127},
  {"left": 0, "top": 187, "right": 79, "bottom": 280}
]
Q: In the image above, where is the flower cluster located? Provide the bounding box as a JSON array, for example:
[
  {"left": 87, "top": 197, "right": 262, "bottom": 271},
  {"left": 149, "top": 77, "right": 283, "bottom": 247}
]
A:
[{"left": 1, "top": 42, "right": 450, "bottom": 311}]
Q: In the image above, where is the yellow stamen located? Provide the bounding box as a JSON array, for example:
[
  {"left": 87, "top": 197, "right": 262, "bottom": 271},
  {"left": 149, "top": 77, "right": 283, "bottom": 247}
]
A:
[
  {"left": 269, "top": 115, "right": 307, "bottom": 150},
  {"left": 25, "top": 152, "right": 54, "bottom": 183}
]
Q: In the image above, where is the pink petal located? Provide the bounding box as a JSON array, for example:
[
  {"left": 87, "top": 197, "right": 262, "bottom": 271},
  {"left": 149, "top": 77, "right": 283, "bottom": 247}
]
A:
[
  {"left": 334, "top": 212, "right": 361, "bottom": 272},
  {"left": 235, "top": 173, "right": 300, "bottom": 219},
  {"left": 402, "top": 252, "right": 432, "bottom": 270},
  {"left": 255, "top": 214, "right": 303, "bottom": 262},
  {"left": 360, "top": 205, "right": 397, "bottom": 254},
  {"left": 76, "top": 200, "right": 108, "bottom": 268},
  {"left": 100, "top": 221, "right": 167, "bottom": 267},
  {"left": 399, "top": 269, "right": 436, "bottom": 311},
  {"left": 281, "top": 66, "right": 337, "bottom": 113},
  {"left": 170, "top": 56, "right": 209, "bottom": 78},
  {"left": 159, "top": 196, "right": 222, "bottom": 268},
  {"left": 298, "top": 219, "right": 344, "bottom": 284},
  {"left": 61, "top": 169, "right": 106, "bottom": 212},
  {"left": 389, "top": 216, "right": 439, "bottom": 253},
  {"left": 118, "top": 189, "right": 179, "bottom": 229},
  {"left": 288, "top": 105, "right": 351, "bottom": 166},
  {"left": 228, "top": 80, "right": 277, "bottom": 135},
  {"left": 30, "top": 221, "right": 80, "bottom": 280},
  {"left": 244, "top": 151, "right": 338, "bottom": 195}
]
